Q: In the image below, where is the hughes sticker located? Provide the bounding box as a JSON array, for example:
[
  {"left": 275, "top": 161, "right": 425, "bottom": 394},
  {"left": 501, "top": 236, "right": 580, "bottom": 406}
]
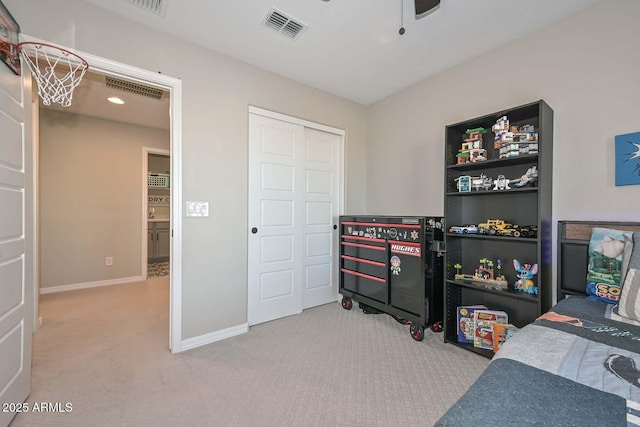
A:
[{"left": 390, "top": 243, "right": 421, "bottom": 257}]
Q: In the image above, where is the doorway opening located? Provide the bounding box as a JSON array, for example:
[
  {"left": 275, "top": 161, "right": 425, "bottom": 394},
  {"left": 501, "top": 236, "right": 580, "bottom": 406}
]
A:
[
  {"left": 144, "top": 149, "right": 171, "bottom": 279},
  {"left": 30, "top": 40, "right": 184, "bottom": 352}
]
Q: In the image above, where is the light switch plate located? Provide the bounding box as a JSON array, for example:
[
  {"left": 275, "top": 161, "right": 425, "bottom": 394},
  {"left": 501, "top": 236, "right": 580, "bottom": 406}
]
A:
[{"left": 186, "top": 201, "right": 209, "bottom": 217}]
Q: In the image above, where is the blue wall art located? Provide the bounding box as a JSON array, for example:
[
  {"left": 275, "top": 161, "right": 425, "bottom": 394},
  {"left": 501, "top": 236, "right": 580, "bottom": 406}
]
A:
[{"left": 615, "top": 131, "right": 640, "bottom": 186}]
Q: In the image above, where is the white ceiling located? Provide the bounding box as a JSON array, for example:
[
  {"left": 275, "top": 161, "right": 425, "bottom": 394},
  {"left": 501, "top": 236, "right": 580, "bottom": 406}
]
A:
[
  {"left": 43, "top": 70, "right": 171, "bottom": 130},
  {"left": 44, "top": 0, "right": 601, "bottom": 128}
]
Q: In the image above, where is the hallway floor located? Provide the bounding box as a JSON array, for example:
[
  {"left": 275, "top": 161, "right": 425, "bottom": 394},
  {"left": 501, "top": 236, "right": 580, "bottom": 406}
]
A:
[{"left": 147, "top": 261, "right": 169, "bottom": 278}]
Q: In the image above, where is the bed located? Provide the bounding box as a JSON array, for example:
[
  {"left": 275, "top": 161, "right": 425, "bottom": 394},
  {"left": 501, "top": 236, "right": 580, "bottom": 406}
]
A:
[{"left": 435, "top": 221, "right": 640, "bottom": 427}]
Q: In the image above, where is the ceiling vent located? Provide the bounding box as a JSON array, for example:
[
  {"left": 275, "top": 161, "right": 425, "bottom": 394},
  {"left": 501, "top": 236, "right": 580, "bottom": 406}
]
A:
[
  {"left": 262, "top": 7, "right": 308, "bottom": 40},
  {"left": 122, "top": 0, "right": 168, "bottom": 16},
  {"left": 105, "top": 76, "right": 165, "bottom": 100}
]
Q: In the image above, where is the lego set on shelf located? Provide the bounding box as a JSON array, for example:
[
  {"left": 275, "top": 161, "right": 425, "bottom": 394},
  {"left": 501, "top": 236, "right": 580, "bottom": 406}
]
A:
[{"left": 455, "top": 115, "right": 538, "bottom": 166}]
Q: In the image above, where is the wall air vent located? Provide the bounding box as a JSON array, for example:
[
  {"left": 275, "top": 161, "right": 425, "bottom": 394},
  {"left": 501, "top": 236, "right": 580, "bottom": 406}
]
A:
[
  {"left": 122, "top": 0, "right": 168, "bottom": 16},
  {"left": 105, "top": 76, "right": 165, "bottom": 100},
  {"left": 262, "top": 7, "right": 308, "bottom": 40}
]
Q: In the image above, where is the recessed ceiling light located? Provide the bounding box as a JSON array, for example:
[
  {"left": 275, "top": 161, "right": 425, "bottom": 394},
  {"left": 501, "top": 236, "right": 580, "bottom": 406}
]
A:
[{"left": 108, "top": 97, "right": 125, "bottom": 105}]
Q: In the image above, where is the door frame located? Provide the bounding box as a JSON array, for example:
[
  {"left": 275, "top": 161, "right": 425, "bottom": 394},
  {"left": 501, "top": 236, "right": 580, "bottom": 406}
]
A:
[
  {"left": 142, "top": 147, "right": 171, "bottom": 278},
  {"left": 25, "top": 35, "right": 184, "bottom": 353},
  {"left": 247, "top": 106, "right": 346, "bottom": 323}
]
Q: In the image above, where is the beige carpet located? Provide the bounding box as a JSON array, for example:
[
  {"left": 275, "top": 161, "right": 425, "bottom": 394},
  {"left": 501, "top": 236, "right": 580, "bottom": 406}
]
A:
[{"left": 11, "top": 279, "right": 488, "bottom": 427}]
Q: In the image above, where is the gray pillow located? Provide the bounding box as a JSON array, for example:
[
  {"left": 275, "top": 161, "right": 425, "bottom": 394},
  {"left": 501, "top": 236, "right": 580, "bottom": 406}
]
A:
[
  {"left": 617, "top": 233, "right": 640, "bottom": 321},
  {"left": 621, "top": 234, "right": 635, "bottom": 284},
  {"left": 627, "top": 232, "right": 640, "bottom": 269},
  {"left": 618, "top": 268, "right": 640, "bottom": 321}
]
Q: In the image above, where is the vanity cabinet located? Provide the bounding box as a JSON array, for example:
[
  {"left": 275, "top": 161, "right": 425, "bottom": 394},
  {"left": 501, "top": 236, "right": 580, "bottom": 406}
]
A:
[{"left": 148, "top": 221, "right": 170, "bottom": 261}]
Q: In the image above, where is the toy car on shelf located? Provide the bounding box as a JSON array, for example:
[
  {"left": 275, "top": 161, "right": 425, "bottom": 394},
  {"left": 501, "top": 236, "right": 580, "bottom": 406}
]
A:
[
  {"left": 478, "top": 219, "right": 501, "bottom": 235},
  {"left": 448, "top": 224, "right": 478, "bottom": 234},
  {"left": 478, "top": 219, "right": 516, "bottom": 235},
  {"left": 518, "top": 225, "right": 538, "bottom": 238},
  {"left": 495, "top": 224, "right": 521, "bottom": 237}
]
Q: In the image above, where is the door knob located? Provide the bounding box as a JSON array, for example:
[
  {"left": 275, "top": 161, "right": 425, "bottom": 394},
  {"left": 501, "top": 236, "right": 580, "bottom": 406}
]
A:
[
  {"left": 251, "top": 227, "right": 258, "bottom": 234},
  {"left": 333, "top": 225, "right": 337, "bottom": 230}
]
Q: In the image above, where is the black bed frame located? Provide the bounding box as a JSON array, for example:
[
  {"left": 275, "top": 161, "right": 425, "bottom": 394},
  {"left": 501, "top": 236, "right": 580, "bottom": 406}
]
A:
[{"left": 557, "top": 220, "right": 640, "bottom": 302}]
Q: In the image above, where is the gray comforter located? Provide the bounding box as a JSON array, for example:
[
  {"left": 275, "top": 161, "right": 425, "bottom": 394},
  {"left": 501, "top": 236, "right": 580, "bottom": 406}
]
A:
[{"left": 435, "top": 297, "right": 640, "bottom": 427}]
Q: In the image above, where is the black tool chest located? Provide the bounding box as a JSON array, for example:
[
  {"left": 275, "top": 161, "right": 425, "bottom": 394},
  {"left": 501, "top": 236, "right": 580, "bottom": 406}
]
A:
[{"left": 339, "top": 215, "right": 444, "bottom": 341}]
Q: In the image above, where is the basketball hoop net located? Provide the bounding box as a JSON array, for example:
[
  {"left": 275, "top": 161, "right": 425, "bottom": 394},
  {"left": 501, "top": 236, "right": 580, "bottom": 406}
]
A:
[{"left": 17, "top": 42, "right": 89, "bottom": 107}]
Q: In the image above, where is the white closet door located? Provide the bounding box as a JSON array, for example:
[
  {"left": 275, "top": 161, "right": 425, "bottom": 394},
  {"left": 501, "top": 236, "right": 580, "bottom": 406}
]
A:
[
  {"left": 301, "top": 128, "right": 340, "bottom": 309},
  {"left": 248, "top": 114, "right": 305, "bottom": 325},
  {"left": 248, "top": 113, "right": 341, "bottom": 325}
]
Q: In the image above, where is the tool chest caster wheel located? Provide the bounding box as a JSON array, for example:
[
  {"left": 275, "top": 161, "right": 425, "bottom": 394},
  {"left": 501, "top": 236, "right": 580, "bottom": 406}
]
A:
[
  {"left": 410, "top": 323, "right": 424, "bottom": 341},
  {"left": 341, "top": 297, "right": 353, "bottom": 310},
  {"left": 430, "top": 321, "right": 443, "bottom": 332}
]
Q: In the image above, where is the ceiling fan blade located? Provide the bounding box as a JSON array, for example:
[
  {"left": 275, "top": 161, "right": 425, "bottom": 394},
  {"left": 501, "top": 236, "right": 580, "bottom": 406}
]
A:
[{"left": 415, "top": 0, "right": 441, "bottom": 18}]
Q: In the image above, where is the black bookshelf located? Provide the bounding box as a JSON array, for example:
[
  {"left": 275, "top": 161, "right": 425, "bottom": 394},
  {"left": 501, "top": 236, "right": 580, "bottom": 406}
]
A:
[{"left": 442, "top": 100, "right": 553, "bottom": 358}]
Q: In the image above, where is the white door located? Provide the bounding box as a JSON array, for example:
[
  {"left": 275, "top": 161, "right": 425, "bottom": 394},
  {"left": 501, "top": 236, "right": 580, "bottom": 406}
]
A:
[
  {"left": 301, "top": 128, "right": 340, "bottom": 309},
  {"left": 0, "top": 65, "right": 33, "bottom": 425},
  {"left": 248, "top": 113, "right": 341, "bottom": 325}
]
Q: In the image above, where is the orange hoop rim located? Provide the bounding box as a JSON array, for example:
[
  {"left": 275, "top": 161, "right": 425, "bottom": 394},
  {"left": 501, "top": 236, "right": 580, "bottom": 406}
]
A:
[
  {"left": 0, "top": 40, "right": 18, "bottom": 56},
  {"left": 17, "top": 41, "right": 89, "bottom": 68}
]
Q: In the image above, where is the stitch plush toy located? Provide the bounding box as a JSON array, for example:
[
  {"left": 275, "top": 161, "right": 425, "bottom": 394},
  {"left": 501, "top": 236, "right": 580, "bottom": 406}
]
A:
[{"left": 513, "top": 259, "right": 538, "bottom": 295}]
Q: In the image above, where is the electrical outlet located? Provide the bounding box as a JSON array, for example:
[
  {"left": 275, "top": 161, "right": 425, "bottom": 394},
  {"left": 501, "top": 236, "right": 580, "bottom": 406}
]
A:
[{"left": 105, "top": 256, "right": 113, "bottom": 266}]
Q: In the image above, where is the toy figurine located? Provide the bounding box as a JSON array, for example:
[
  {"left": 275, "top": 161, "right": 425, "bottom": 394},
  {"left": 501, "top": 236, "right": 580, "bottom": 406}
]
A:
[
  {"left": 493, "top": 174, "right": 511, "bottom": 190},
  {"left": 513, "top": 259, "right": 538, "bottom": 295},
  {"left": 495, "top": 259, "right": 506, "bottom": 282},
  {"left": 511, "top": 166, "right": 538, "bottom": 187}
]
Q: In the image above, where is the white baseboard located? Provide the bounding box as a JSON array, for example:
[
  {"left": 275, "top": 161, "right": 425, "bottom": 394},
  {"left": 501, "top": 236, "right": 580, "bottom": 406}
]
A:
[
  {"left": 40, "top": 276, "right": 145, "bottom": 295},
  {"left": 180, "top": 323, "right": 249, "bottom": 352}
]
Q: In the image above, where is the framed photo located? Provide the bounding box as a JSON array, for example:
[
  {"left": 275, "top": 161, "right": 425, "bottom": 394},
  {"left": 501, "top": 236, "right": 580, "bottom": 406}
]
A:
[
  {"left": 0, "top": 1, "right": 20, "bottom": 75},
  {"left": 615, "top": 132, "right": 640, "bottom": 186}
]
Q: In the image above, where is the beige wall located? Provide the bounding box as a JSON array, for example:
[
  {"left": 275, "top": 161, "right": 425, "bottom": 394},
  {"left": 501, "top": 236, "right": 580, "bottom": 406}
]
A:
[
  {"left": 39, "top": 110, "right": 170, "bottom": 288},
  {"left": 148, "top": 154, "right": 170, "bottom": 175},
  {"left": 366, "top": 0, "right": 640, "bottom": 223},
  {"left": 366, "top": 0, "right": 640, "bottom": 299},
  {"left": 7, "top": 0, "right": 368, "bottom": 340}
]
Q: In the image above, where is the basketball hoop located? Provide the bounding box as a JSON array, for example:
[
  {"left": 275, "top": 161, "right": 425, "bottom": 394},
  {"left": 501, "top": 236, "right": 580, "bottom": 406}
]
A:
[{"left": 17, "top": 42, "right": 89, "bottom": 107}]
